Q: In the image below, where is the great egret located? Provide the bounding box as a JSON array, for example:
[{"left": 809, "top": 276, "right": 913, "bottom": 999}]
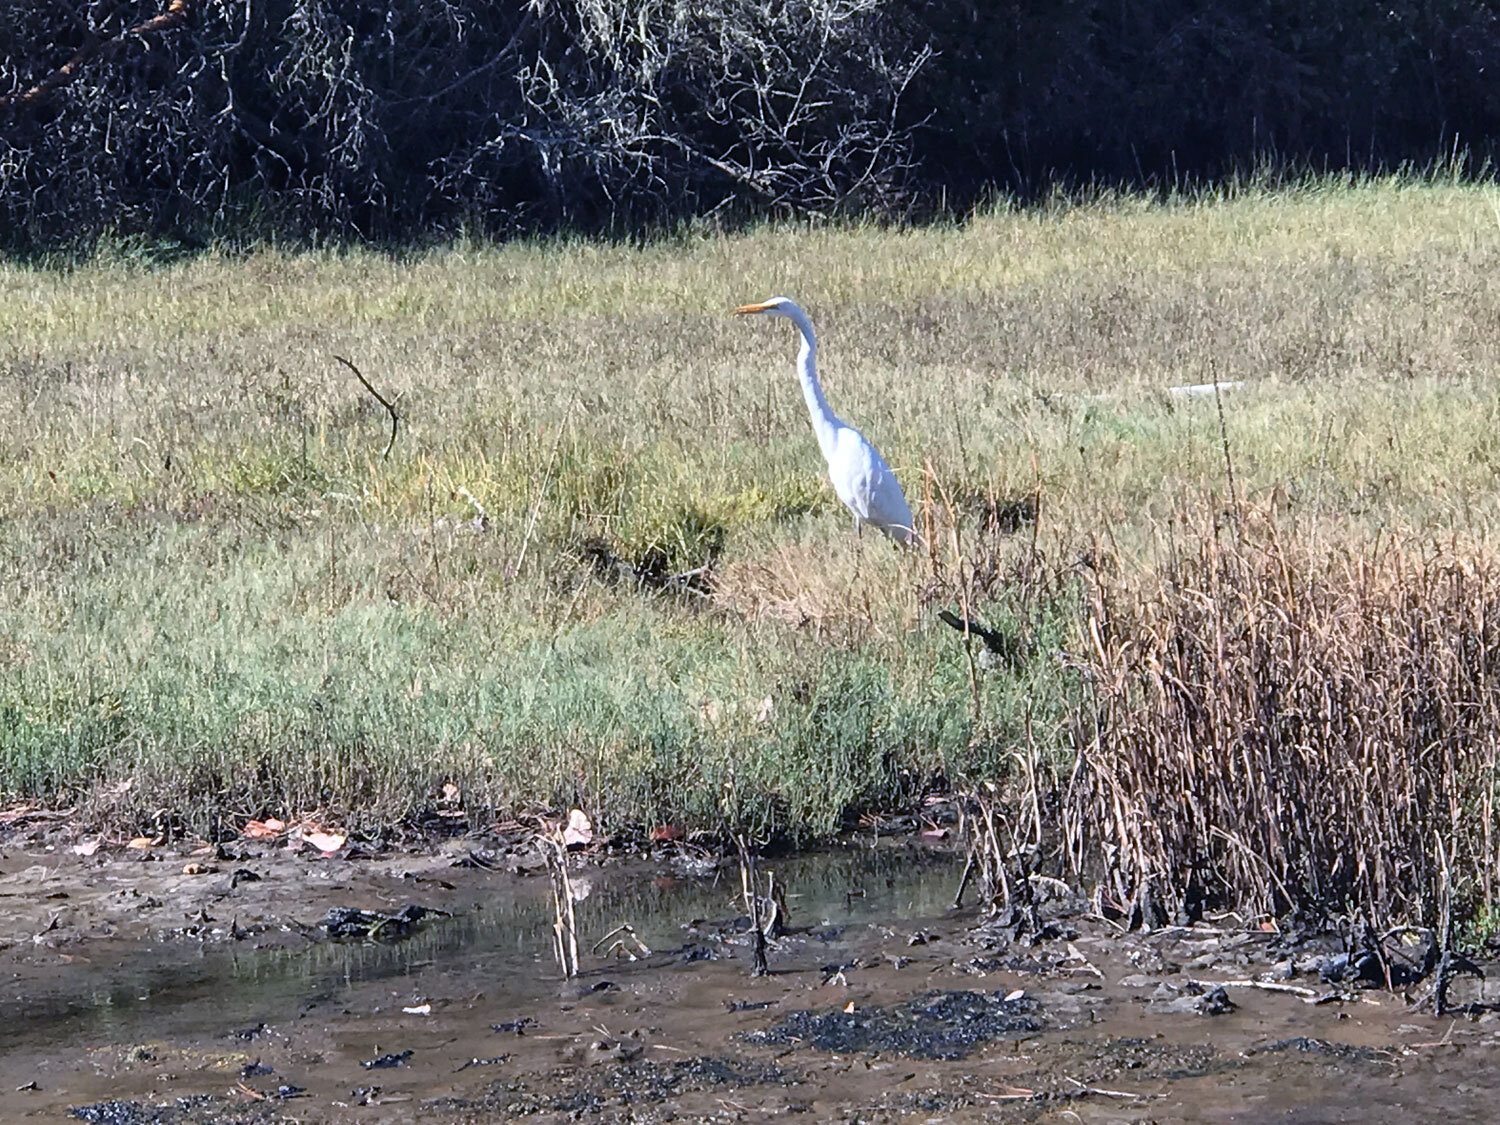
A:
[{"left": 736, "top": 297, "right": 915, "bottom": 545}]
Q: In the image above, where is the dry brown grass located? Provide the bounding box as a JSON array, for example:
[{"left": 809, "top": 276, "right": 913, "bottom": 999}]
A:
[
  {"left": 6, "top": 179, "right": 1500, "bottom": 878},
  {"left": 1062, "top": 506, "right": 1500, "bottom": 930}
]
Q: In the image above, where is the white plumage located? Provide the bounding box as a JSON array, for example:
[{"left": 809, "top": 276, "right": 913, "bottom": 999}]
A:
[{"left": 736, "top": 296, "right": 915, "bottom": 545}]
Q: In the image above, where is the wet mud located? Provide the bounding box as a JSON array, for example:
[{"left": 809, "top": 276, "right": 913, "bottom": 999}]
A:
[{"left": 3, "top": 830, "right": 1499, "bottom": 1123}]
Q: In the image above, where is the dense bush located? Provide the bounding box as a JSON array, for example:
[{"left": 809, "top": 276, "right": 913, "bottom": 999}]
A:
[{"left": 3, "top": 0, "right": 1500, "bottom": 249}]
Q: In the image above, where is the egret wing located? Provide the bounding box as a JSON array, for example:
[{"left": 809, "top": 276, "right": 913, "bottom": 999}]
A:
[{"left": 829, "top": 427, "right": 913, "bottom": 542}]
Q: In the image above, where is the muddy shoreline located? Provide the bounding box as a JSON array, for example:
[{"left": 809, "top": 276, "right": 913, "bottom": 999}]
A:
[{"left": 4, "top": 824, "right": 1499, "bottom": 1123}]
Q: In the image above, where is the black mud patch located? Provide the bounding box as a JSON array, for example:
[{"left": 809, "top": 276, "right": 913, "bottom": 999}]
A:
[
  {"left": 70, "top": 1098, "right": 279, "bottom": 1125},
  {"left": 72, "top": 1105, "right": 178, "bottom": 1125},
  {"left": 605, "top": 1057, "right": 791, "bottom": 1102},
  {"left": 748, "top": 989, "right": 1041, "bottom": 1059},
  {"left": 1090, "top": 1035, "right": 1227, "bottom": 1082},
  {"left": 1244, "top": 1036, "right": 1393, "bottom": 1064},
  {"left": 477, "top": 1054, "right": 792, "bottom": 1117},
  {"left": 321, "top": 904, "right": 448, "bottom": 941},
  {"left": 964, "top": 953, "right": 1056, "bottom": 975}
]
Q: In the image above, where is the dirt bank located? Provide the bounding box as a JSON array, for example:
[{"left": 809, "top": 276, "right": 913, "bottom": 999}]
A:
[{"left": 3, "top": 825, "right": 1498, "bottom": 1123}]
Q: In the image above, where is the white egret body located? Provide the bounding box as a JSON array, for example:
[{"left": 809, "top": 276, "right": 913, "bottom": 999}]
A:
[{"left": 737, "top": 297, "right": 915, "bottom": 545}]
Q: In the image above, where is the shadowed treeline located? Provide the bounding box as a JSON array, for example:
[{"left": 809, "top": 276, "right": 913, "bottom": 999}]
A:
[{"left": 3, "top": 0, "right": 1500, "bottom": 250}]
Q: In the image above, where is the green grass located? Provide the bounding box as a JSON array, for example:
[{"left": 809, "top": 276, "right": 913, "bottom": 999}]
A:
[{"left": 4, "top": 176, "right": 1500, "bottom": 839}]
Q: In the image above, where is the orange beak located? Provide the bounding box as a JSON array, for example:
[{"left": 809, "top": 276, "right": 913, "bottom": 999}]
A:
[{"left": 735, "top": 301, "right": 774, "bottom": 315}]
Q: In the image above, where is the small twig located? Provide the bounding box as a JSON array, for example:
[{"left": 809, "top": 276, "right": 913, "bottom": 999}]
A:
[
  {"left": 541, "top": 826, "right": 580, "bottom": 979},
  {"left": 1063, "top": 942, "right": 1105, "bottom": 979},
  {"left": 1435, "top": 831, "right": 1455, "bottom": 1016},
  {"left": 1210, "top": 361, "right": 1240, "bottom": 528},
  {"left": 1064, "top": 1077, "right": 1153, "bottom": 1100},
  {"left": 1408, "top": 1020, "right": 1460, "bottom": 1048},
  {"left": 334, "top": 355, "right": 400, "bottom": 460},
  {"left": 513, "top": 397, "right": 574, "bottom": 577},
  {"left": 735, "top": 834, "right": 770, "bottom": 977},
  {"left": 952, "top": 851, "right": 975, "bottom": 909},
  {"left": 1191, "top": 978, "right": 1318, "bottom": 998},
  {"left": 972, "top": 1087, "right": 1036, "bottom": 1101},
  {"left": 591, "top": 922, "right": 652, "bottom": 958}
]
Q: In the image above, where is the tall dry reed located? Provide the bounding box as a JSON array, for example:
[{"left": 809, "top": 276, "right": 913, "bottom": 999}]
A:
[{"left": 1067, "top": 507, "right": 1500, "bottom": 929}]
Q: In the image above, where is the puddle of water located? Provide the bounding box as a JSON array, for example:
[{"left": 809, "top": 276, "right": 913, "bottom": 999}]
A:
[
  {"left": 1, "top": 844, "right": 957, "bottom": 1057},
  {"left": 3, "top": 839, "right": 1494, "bottom": 1123}
]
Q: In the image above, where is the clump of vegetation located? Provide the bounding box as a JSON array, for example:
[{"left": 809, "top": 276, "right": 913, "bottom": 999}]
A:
[{"left": 1068, "top": 507, "right": 1500, "bottom": 931}]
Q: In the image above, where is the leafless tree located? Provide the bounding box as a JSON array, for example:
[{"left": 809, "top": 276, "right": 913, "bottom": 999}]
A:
[
  {"left": 0, "top": 0, "right": 928, "bottom": 247},
  {"left": 4, "top": 0, "right": 1500, "bottom": 249}
]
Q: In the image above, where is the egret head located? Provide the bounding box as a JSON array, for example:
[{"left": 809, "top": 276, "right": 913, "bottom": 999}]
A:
[{"left": 735, "top": 296, "right": 796, "bottom": 318}]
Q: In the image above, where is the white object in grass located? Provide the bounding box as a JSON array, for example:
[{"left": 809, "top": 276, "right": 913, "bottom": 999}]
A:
[{"left": 736, "top": 297, "right": 915, "bottom": 545}]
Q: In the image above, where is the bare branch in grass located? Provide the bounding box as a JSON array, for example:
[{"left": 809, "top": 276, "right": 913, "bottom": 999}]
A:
[
  {"left": 333, "top": 355, "right": 399, "bottom": 460},
  {"left": 512, "top": 395, "right": 574, "bottom": 579},
  {"left": 1211, "top": 362, "right": 1241, "bottom": 529}
]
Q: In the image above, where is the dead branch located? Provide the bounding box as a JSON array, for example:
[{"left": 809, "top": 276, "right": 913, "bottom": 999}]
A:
[
  {"left": 333, "top": 355, "right": 400, "bottom": 460},
  {"left": 1064, "top": 1077, "right": 1155, "bottom": 1101},
  {"left": 1192, "top": 978, "right": 1319, "bottom": 998},
  {"left": 0, "top": 0, "right": 191, "bottom": 114},
  {"left": 735, "top": 833, "right": 770, "bottom": 977},
  {"left": 541, "top": 826, "right": 580, "bottom": 979}
]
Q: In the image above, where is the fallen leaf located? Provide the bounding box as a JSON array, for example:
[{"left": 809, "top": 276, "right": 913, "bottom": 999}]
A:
[
  {"left": 71, "top": 838, "right": 101, "bottom": 857},
  {"left": 182, "top": 862, "right": 217, "bottom": 876},
  {"left": 126, "top": 836, "right": 153, "bottom": 850},
  {"left": 301, "top": 830, "right": 346, "bottom": 854},
  {"left": 402, "top": 1003, "right": 432, "bottom": 1016},
  {"left": 1004, "top": 989, "right": 1026, "bottom": 1002},
  {"left": 919, "top": 827, "right": 949, "bottom": 840},
  {"left": 242, "top": 818, "right": 286, "bottom": 840},
  {"left": 843, "top": 1001, "right": 856, "bottom": 1013},
  {"left": 648, "top": 824, "right": 684, "bottom": 843},
  {"left": 562, "top": 808, "right": 593, "bottom": 847}
]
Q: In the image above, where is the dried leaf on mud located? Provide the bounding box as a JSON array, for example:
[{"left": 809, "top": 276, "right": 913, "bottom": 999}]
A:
[
  {"left": 298, "top": 829, "right": 346, "bottom": 855},
  {"left": 563, "top": 809, "right": 593, "bottom": 847}
]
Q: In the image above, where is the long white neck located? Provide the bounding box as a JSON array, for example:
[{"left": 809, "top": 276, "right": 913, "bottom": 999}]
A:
[{"left": 782, "top": 303, "right": 840, "bottom": 461}]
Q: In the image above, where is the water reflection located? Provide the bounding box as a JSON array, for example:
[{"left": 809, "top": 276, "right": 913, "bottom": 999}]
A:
[{"left": 4, "top": 842, "right": 957, "bottom": 1051}]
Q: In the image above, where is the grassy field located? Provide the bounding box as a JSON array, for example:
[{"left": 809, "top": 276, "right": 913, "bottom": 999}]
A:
[{"left": 5, "top": 178, "right": 1500, "bottom": 870}]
